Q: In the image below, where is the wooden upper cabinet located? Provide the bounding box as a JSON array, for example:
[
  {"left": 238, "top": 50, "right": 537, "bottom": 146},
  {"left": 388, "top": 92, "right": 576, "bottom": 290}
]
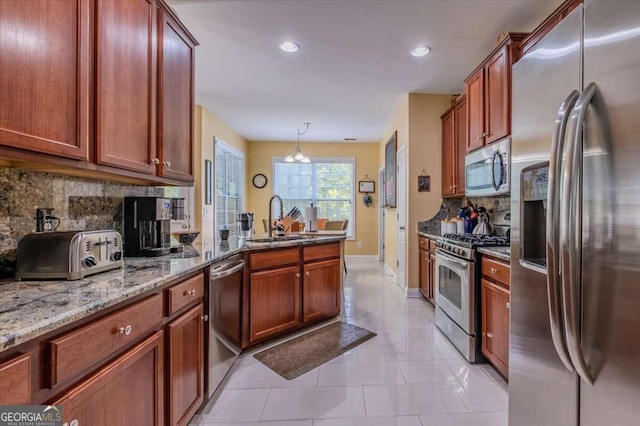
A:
[
  {"left": 95, "top": 0, "right": 157, "bottom": 174},
  {"left": 466, "top": 70, "right": 485, "bottom": 152},
  {"left": 465, "top": 33, "right": 527, "bottom": 153},
  {"left": 441, "top": 108, "right": 456, "bottom": 197},
  {"left": 484, "top": 46, "right": 509, "bottom": 144},
  {"left": 157, "top": 7, "right": 197, "bottom": 182},
  {"left": 441, "top": 94, "right": 466, "bottom": 198},
  {"left": 0, "top": 0, "right": 90, "bottom": 160},
  {"left": 453, "top": 96, "right": 467, "bottom": 197}
]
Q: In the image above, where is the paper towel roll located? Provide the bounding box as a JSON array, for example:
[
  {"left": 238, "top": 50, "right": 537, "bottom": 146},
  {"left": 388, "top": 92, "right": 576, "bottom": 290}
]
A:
[{"left": 305, "top": 206, "right": 318, "bottom": 232}]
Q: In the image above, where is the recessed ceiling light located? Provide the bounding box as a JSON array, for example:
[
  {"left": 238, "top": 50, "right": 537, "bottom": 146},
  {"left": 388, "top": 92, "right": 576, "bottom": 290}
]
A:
[
  {"left": 410, "top": 46, "right": 431, "bottom": 57},
  {"left": 280, "top": 41, "right": 300, "bottom": 53}
]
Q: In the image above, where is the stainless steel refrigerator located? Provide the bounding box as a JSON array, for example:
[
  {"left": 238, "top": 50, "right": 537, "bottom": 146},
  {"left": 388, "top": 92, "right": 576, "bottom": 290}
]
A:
[{"left": 510, "top": 1, "right": 640, "bottom": 424}]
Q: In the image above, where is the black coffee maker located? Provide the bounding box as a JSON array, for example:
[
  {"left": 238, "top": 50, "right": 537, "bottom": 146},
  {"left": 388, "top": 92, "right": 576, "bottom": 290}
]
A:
[{"left": 124, "top": 197, "right": 173, "bottom": 257}]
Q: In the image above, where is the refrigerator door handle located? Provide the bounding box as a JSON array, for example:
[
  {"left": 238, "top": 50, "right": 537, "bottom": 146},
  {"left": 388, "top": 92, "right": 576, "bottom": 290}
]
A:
[
  {"left": 547, "top": 90, "right": 579, "bottom": 373},
  {"left": 561, "top": 82, "right": 598, "bottom": 385}
]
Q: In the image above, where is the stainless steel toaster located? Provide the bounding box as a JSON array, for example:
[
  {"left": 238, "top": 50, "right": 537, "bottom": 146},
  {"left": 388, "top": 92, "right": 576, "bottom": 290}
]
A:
[{"left": 16, "top": 230, "right": 124, "bottom": 280}]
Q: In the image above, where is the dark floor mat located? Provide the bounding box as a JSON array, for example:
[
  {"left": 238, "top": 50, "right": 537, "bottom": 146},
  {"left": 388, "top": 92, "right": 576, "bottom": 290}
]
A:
[{"left": 253, "top": 321, "right": 377, "bottom": 380}]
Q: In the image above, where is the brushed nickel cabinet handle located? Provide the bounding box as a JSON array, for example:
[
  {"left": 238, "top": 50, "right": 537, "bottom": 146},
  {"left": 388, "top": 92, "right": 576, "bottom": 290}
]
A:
[
  {"left": 490, "top": 268, "right": 498, "bottom": 274},
  {"left": 163, "top": 160, "right": 171, "bottom": 167},
  {"left": 118, "top": 325, "right": 132, "bottom": 335},
  {"left": 184, "top": 289, "right": 196, "bottom": 296},
  {"left": 151, "top": 158, "right": 160, "bottom": 165},
  {"left": 201, "top": 315, "right": 209, "bottom": 321},
  {"left": 305, "top": 271, "right": 310, "bottom": 276},
  {"left": 296, "top": 272, "right": 301, "bottom": 278}
]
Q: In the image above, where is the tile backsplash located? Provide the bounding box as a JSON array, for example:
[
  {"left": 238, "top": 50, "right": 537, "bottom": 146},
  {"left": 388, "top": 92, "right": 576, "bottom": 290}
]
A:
[
  {"left": 0, "top": 167, "right": 167, "bottom": 278},
  {"left": 418, "top": 195, "right": 511, "bottom": 235}
]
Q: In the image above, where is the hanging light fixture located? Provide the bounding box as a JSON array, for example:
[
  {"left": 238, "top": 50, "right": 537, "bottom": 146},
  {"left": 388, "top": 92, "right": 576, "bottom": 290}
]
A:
[{"left": 284, "top": 123, "right": 311, "bottom": 163}]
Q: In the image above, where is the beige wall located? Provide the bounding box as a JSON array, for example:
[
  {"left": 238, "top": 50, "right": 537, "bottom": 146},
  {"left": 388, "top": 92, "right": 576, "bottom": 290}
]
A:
[
  {"left": 406, "top": 94, "right": 452, "bottom": 289},
  {"left": 379, "top": 95, "right": 409, "bottom": 274},
  {"left": 246, "top": 141, "right": 379, "bottom": 255},
  {"left": 194, "top": 105, "right": 249, "bottom": 246}
]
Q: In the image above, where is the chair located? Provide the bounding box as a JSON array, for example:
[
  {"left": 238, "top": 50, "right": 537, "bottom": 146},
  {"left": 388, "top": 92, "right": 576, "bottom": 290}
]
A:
[{"left": 323, "top": 220, "right": 349, "bottom": 274}]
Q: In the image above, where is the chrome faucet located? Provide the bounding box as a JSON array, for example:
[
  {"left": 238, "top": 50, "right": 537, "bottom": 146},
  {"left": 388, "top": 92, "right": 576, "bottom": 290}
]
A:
[{"left": 268, "top": 194, "right": 284, "bottom": 238}]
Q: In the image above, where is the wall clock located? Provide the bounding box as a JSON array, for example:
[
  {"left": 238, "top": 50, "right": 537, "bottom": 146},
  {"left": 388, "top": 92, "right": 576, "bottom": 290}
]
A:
[{"left": 252, "top": 173, "right": 268, "bottom": 188}]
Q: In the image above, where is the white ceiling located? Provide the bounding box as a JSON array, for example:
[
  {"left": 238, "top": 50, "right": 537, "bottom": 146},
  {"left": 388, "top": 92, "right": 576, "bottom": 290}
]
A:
[{"left": 169, "top": 0, "right": 561, "bottom": 143}]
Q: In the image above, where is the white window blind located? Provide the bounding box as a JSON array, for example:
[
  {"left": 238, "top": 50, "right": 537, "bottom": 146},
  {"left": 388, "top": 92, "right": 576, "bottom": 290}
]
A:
[
  {"left": 273, "top": 158, "right": 355, "bottom": 238},
  {"left": 215, "top": 139, "right": 244, "bottom": 236}
]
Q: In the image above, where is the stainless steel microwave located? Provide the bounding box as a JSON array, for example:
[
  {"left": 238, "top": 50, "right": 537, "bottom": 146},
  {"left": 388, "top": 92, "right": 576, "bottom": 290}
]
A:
[{"left": 465, "top": 138, "right": 510, "bottom": 197}]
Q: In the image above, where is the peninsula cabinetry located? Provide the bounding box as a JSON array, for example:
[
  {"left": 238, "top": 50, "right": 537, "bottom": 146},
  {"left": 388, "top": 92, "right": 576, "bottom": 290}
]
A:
[
  {"left": 441, "top": 95, "right": 467, "bottom": 197},
  {"left": 302, "top": 244, "right": 341, "bottom": 323},
  {"left": 480, "top": 255, "right": 511, "bottom": 378},
  {"left": 465, "top": 33, "right": 527, "bottom": 152}
]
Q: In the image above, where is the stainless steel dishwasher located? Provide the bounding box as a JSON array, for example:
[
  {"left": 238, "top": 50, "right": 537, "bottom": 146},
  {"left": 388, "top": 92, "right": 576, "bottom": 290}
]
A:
[{"left": 208, "top": 254, "right": 243, "bottom": 398}]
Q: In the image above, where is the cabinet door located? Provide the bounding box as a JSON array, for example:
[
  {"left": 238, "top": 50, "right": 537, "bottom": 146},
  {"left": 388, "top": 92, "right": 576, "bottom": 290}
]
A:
[
  {"left": 303, "top": 258, "right": 340, "bottom": 323},
  {"left": 167, "top": 304, "right": 204, "bottom": 426},
  {"left": 428, "top": 253, "right": 436, "bottom": 304},
  {"left": 52, "top": 331, "right": 164, "bottom": 426},
  {"left": 466, "top": 69, "right": 485, "bottom": 152},
  {"left": 418, "top": 249, "right": 430, "bottom": 301},
  {"left": 441, "top": 109, "right": 456, "bottom": 197},
  {"left": 95, "top": 0, "right": 157, "bottom": 174},
  {"left": 249, "top": 266, "right": 300, "bottom": 343},
  {"left": 454, "top": 96, "right": 467, "bottom": 196},
  {"left": 0, "top": 0, "right": 90, "bottom": 160},
  {"left": 157, "top": 8, "right": 196, "bottom": 182},
  {"left": 481, "top": 278, "right": 509, "bottom": 377},
  {"left": 484, "top": 46, "right": 509, "bottom": 144}
]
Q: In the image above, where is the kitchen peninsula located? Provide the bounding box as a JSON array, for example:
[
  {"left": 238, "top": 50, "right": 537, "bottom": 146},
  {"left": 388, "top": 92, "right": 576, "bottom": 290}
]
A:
[{"left": 0, "top": 235, "right": 345, "bottom": 423}]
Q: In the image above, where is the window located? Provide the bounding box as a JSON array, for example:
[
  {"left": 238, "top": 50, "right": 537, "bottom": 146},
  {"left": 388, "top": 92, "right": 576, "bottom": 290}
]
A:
[
  {"left": 215, "top": 139, "right": 244, "bottom": 236},
  {"left": 273, "top": 158, "right": 355, "bottom": 238}
]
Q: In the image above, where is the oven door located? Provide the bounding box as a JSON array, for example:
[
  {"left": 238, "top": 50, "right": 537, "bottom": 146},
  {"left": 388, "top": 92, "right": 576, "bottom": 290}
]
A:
[{"left": 435, "top": 250, "right": 474, "bottom": 334}]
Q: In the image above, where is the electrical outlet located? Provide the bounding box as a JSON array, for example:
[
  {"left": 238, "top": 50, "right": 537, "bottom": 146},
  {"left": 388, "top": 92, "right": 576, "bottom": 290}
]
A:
[
  {"left": 357, "top": 242, "right": 363, "bottom": 249},
  {"left": 203, "top": 207, "right": 209, "bottom": 217}
]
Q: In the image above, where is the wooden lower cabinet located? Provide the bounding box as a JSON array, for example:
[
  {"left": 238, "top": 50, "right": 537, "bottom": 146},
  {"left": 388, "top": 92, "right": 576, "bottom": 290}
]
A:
[
  {"left": 303, "top": 258, "right": 341, "bottom": 323},
  {"left": 249, "top": 265, "right": 301, "bottom": 343},
  {"left": 418, "top": 236, "right": 436, "bottom": 305},
  {"left": 52, "top": 331, "right": 164, "bottom": 426},
  {"left": 167, "top": 303, "right": 205, "bottom": 426},
  {"left": 0, "top": 353, "right": 31, "bottom": 405},
  {"left": 481, "top": 278, "right": 510, "bottom": 377}
]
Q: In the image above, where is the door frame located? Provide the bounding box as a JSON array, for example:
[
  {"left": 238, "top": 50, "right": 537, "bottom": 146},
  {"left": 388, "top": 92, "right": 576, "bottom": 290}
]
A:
[
  {"left": 378, "top": 167, "right": 385, "bottom": 262},
  {"left": 396, "top": 146, "right": 407, "bottom": 290}
]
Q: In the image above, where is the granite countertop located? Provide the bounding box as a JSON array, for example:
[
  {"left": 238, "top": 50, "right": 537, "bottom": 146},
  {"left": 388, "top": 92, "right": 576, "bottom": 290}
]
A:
[
  {"left": 478, "top": 246, "right": 511, "bottom": 262},
  {"left": 0, "top": 234, "right": 345, "bottom": 353},
  {"left": 417, "top": 231, "right": 440, "bottom": 240}
]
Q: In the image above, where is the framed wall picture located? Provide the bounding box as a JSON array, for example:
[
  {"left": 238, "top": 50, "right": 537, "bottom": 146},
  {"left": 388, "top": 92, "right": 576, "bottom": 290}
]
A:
[
  {"left": 384, "top": 131, "right": 397, "bottom": 208},
  {"left": 204, "top": 159, "right": 212, "bottom": 205},
  {"left": 418, "top": 174, "right": 430, "bottom": 192},
  {"left": 359, "top": 180, "right": 375, "bottom": 193}
]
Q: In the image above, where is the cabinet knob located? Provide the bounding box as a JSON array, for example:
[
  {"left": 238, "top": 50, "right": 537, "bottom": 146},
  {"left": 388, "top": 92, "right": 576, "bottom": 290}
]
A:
[
  {"left": 477, "top": 136, "right": 483, "bottom": 140},
  {"left": 118, "top": 325, "right": 132, "bottom": 336},
  {"left": 487, "top": 332, "right": 493, "bottom": 338},
  {"left": 490, "top": 268, "right": 498, "bottom": 274},
  {"left": 185, "top": 289, "right": 196, "bottom": 296},
  {"left": 296, "top": 272, "right": 301, "bottom": 278},
  {"left": 305, "top": 271, "right": 310, "bottom": 276},
  {"left": 506, "top": 302, "right": 510, "bottom": 310},
  {"left": 163, "top": 160, "right": 172, "bottom": 167},
  {"left": 201, "top": 314, "right": 209, "bottom": 321},
  {"left": 65, "top": 420, "right": 79, "bottom": 426},
  {"left": 151, "top": 158, "right": 160, "bottom": 165},
  {"left": 483, "top": 132, "right": 487, "bottom": 137}
]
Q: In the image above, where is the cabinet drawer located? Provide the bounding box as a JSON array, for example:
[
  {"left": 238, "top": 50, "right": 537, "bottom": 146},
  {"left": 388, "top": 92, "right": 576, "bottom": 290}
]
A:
[
  {"left": 303, "top": 243, "right": 340, "bottom": 262},
  {"left": 48, "top": 294, "right": 163, "bottom": 387},
  {"left": 0, "top": 353, "right": 31, "bottom": 405},
  {"left": 482, "top": 257, "right": 510, "bottom": 287},
  {"left": 418, "top": 236, "right": 429, "bottom": 250},
  {"left": 250, "top": 248, "right": 299, "bottom": 271},
  {"left": 166, "top": 274, "right": 204, "bottom": 316},
  {"left": 429, "top": 240, "right": 436, "bottom": 253}
]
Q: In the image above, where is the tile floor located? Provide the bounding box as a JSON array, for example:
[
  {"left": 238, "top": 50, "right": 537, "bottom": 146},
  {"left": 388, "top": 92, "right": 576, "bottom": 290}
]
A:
[{"left": 191, "top": 258, "right": 508, "bottom": 425}]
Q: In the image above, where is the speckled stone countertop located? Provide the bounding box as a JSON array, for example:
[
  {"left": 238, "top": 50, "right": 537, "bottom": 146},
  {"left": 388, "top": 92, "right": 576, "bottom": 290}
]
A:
[
  {"left": 417, "top": 231, "right": 440, "bottom": 240},
  {"left": 0, "top": 234, "right": 344, "bottom": 353},
  {"left": 478, "top": 246, "right": 511, "bottom": 262}
]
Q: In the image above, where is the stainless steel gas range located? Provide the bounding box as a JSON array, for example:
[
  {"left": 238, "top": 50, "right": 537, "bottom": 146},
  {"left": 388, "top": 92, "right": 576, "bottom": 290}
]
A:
[{"left": 434, "top": 234, "right": 509, "bottom": 362}]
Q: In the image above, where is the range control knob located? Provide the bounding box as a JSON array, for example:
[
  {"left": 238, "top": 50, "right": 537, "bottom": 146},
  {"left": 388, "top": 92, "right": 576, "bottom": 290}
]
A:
[
  {"left": 110, "top": 250, "right": 123, "bottom": 262},
  {"left": 82, "top": 255, "right": 98, "bottom": 268}
]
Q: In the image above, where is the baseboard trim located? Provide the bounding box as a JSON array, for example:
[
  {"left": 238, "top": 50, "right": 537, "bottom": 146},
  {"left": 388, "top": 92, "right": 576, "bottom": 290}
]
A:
[
  {"left": 384, "top": 263, "right": 396, "bottom": 280},
  {"left": 406, "top": 288, "right": 422, "bottom": 298},
  {"left": 344, "top": 255, "right": 379, "bottom": 261}
]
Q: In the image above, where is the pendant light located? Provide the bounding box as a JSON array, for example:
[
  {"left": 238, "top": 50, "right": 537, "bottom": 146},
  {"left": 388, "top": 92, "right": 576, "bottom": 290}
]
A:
[{"left": 284, "top": 123, "right": 311, "bottom": 163}]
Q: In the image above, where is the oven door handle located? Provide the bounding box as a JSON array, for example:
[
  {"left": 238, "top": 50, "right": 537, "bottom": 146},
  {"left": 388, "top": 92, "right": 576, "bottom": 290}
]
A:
[{"left": 436, "top": 251, "right": 469, "bottom": 266}]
